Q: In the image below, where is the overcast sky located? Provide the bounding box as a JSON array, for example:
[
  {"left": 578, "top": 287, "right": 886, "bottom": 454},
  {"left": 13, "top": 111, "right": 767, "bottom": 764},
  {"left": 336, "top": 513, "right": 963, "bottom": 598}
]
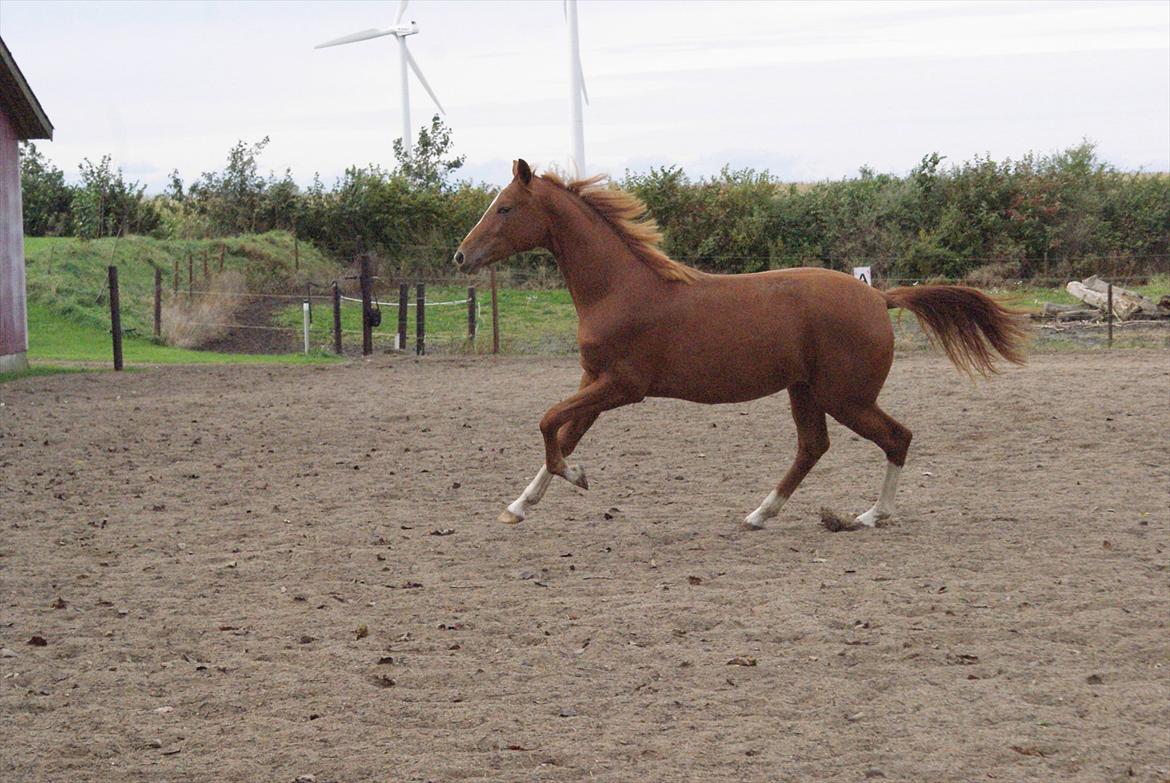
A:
[{"left": 3, "top": 0, "right": 1167, "bottom": 191}]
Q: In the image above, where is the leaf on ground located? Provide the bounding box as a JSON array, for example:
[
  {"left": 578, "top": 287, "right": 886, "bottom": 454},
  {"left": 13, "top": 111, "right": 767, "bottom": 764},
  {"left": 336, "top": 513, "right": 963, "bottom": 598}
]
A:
[
  {"left": 946, "top": 653, "right": 979, "bottom": 665},
  {"left": 1010, "top": 745, "right": 1047, "bottom": 757},
  {"left": 354, "top": 624, "right": 369, "bottom": 640},
  {"left": 727, "top": 656, "right": 757, "bottom": 666}
]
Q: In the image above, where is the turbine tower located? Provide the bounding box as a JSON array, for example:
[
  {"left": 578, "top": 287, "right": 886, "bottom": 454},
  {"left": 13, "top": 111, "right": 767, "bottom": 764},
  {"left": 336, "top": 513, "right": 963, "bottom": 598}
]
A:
[
  {"left": 315, "top": 0, "right": 445, "bottom": 158},
  {"left": 565, "top": 0, "right": 589, "bottom": 177}
]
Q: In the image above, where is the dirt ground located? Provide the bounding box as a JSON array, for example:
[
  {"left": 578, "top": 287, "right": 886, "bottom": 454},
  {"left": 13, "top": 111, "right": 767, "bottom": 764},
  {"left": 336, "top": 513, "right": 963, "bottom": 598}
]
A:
[{"left": 1, "top": 351, "right": 1167, "bottom": 783}]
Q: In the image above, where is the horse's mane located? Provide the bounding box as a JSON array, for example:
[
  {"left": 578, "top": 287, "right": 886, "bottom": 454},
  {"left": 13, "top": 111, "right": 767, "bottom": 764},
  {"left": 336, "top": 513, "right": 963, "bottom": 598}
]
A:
[{"left": 540, "top": 172, "right": 702, "bottom": 284}]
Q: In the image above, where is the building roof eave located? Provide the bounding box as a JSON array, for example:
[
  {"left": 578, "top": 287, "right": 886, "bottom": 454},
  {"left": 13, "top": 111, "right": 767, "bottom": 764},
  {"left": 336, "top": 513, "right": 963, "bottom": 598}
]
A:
[{"left": 0, "top": 36, "right": 53, "bottom": 141}]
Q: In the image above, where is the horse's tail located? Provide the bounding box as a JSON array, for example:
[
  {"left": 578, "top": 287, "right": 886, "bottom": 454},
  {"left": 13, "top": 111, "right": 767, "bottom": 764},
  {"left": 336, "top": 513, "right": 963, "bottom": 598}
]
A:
[{"left": 883, "top": 285, "right": 1029, "bottom": 376}]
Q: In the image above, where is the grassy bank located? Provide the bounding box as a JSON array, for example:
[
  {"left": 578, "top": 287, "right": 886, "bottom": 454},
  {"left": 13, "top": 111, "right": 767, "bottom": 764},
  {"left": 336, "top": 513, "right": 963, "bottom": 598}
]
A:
[
  {"left": 23, "top": 304, "right": 339, "bottom": 367},
  {"left": 23, "top": 232, "right": 338, "bottom": 338}
]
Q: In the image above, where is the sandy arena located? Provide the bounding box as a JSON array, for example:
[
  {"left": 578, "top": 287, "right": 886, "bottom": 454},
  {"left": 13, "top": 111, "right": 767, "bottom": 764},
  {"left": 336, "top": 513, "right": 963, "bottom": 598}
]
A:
[{"left": 1, "top": 352, "right": 1167, "bottom": 782}]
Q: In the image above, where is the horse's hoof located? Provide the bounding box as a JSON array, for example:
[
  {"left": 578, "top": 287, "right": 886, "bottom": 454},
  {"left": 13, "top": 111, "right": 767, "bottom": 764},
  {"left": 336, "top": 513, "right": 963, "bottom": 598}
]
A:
[
  {"left": 498, "top": 509, "right": 524, "bottom": 525},
  {"left": 855, "top": 508, "right": 889, "bottom": 528},
  {"left": 743, "top": 512, "right": 768, "bottom": 530},
  {"left": 563, "top": 464, "right": 589, "bottom": 490}
]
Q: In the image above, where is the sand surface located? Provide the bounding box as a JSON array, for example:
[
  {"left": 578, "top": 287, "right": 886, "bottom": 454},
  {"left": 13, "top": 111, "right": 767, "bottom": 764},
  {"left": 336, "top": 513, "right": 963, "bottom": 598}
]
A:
[{"left": 1, "top": 352, "right": 1168, "bottom": 782}]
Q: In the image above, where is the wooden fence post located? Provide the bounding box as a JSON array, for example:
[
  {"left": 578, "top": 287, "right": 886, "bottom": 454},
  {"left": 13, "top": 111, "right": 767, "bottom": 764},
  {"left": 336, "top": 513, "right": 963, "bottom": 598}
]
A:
[
  {"left": 219, "top": 242, "right": 225, "bottom": 272},
  {"left": 332, "top": 282, "right": 343, "bottom": 355},
  {"left": 360, "top": 256, "right": 373, "bottom": 356},
  {"left": 416, "top": 283, "right": 426, "bottom": 356},
  {"left": 187, "top": 252, "right": 193, "bottom": 299},
  {"left": 153, "top": 266, "right": 162, "bottom": 340},
  {"left": 397, "top": 282, "right": 408, "bottom": 352},
  {"left": 467, "top": 286, "right": 477, "bottom": 343},
  {"left": 171, "top": 257, "right": 179, "bottom": 297},
  {"left": 490, "top": 267, "right": 500, "bottom": 354},
  {"left": 202, "top": 249, "right": 209, "bottom": 283},
  {"left": 108, "top": 265, "right": 123, "bottom": 371},
  {"left": 305, "top": 282, "right": 312, "bottom": 324},
  {"left": 1107, "top": 283, "right": 1113, "bottom": 347}
]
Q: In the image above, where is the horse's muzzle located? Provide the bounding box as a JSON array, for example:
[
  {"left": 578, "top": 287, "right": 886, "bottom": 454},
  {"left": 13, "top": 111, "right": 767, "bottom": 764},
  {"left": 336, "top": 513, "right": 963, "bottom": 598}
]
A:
[{"left": 453, "top": 249, "right": 482, "bottom": 274}]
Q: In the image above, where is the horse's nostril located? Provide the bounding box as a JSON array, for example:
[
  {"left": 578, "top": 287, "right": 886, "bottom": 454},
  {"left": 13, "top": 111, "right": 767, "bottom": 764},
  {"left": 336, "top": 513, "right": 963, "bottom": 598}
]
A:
[{"left": 454, "top": 251, "right": 465, "bottom": 266}]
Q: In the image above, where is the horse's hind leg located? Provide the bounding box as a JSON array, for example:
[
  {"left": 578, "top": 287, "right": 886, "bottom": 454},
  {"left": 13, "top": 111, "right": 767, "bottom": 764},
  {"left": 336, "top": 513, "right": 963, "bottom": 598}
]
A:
[
  {"left": 831, "top": 402, "right": 912, "bottom": 527},
  {"left": 745, "top": 385, "right": 829, "bottom": 529}
]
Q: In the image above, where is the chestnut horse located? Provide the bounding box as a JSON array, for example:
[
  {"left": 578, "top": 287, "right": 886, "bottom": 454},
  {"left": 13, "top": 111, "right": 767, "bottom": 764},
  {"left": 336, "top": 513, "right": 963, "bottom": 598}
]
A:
[{"left": 454, "top": 160, "right": 1026, "bottom": 529}]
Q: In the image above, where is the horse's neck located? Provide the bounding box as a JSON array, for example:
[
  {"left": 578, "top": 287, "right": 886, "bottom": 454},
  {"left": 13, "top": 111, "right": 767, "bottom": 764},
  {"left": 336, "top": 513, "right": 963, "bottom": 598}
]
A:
[{"left": 540, "top": 185, "right": 665, "bottom": 311}]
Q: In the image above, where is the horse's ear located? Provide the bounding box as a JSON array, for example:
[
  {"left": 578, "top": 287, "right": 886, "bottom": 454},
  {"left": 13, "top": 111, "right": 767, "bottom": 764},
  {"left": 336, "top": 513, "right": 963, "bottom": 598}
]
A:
[{"left": 512, "top": 159, "right": 533, "bottom": 186}]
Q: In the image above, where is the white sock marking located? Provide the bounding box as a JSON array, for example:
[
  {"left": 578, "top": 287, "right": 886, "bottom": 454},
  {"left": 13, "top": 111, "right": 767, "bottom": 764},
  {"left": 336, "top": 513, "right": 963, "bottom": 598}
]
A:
[
  {"left": 506, "top": 467, "right": 553, "bottom": 521},
  {"left": 857, "top": 462, "right": 901, "bottom": 527},
  {"left": 745, "top": 489, "right": 786, "bottom": 529}
]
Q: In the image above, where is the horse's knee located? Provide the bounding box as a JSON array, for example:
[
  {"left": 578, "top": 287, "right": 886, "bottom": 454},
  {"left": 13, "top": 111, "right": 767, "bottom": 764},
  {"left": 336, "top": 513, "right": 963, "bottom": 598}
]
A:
[
  {"left": 887, "top": 424, "right": 912, "bottom": 465},
  {"left": 807, "top": 432, "right": 830, "bottom": 460},
  {"left": 539, "top": 411, "right": 561, "bottom": 440}
]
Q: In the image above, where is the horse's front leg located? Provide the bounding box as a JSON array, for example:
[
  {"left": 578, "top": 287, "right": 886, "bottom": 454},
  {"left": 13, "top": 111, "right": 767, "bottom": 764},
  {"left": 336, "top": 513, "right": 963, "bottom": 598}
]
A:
[{"left": 498, "top": 374, "right": 639, "bottom": 525}]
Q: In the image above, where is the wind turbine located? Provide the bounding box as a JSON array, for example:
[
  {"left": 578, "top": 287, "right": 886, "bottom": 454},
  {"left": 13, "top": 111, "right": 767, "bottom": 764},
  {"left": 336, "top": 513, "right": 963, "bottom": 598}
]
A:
[
  {"left": 565, "top": 0, "right": 589, "bottom": 177},
  {"left": 315, "top": 0, "right": 445, "bottom": 159}
]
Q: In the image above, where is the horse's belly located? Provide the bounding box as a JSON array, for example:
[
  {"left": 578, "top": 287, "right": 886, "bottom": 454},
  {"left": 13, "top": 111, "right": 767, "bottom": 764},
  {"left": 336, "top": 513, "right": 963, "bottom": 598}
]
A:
[{"left": 646, "top": 331, "right": 798, "bottom": 403}]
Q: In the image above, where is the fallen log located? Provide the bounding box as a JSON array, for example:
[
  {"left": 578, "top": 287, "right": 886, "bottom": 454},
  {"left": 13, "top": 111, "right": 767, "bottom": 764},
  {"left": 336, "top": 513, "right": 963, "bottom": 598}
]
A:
[
  {"left": 1071, "top": 276, "right": 1164, "bottom": 320},
  {"left": 1054, "top": 309, "right": 1100, "bottom": 322},
  {"left": 1066, "top": 280, "right": 1152, "bottom": 320},
  {"left": 1033, "top": 302, "right": 1100, "bottom": 321}
]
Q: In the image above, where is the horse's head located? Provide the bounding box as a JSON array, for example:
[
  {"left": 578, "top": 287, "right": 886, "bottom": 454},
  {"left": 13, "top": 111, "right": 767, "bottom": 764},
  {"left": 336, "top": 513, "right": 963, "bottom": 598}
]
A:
[{"left": 454, "top": 159, "right": 548, "bottom": 273}]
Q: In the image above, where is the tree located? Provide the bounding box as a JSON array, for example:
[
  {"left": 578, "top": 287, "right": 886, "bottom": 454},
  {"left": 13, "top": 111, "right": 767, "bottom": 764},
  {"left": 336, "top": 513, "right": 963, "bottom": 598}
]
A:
[
  {"left": 71, "top": 155, "right": 158, "bottom": 238},
  {"left": 189, "top": 137, "right": 272, "bottom": 234},
  {"left": 19, "top": 142, "right": 73, "bottom": 236},
  {"left": 393, "top": 115, "right": 466, "bottom": 191}
]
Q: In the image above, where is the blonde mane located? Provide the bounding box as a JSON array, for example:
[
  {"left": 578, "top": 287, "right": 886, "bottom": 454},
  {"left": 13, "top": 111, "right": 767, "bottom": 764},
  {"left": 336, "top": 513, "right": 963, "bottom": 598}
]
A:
[{"left": 540, "top": 172, "right": 702, "bottom": 284}]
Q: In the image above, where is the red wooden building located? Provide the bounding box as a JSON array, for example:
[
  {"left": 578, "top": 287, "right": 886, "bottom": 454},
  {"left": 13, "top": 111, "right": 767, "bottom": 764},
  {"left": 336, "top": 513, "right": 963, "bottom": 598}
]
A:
[{"left": 0, "top": 37, "right": 53, "bottom": 372}]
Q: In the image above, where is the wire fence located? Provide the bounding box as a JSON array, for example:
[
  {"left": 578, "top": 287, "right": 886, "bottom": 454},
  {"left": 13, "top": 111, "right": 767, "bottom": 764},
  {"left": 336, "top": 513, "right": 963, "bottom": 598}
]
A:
[{"left": 88, "top": 257, "right": 1169, "bottom": 369}]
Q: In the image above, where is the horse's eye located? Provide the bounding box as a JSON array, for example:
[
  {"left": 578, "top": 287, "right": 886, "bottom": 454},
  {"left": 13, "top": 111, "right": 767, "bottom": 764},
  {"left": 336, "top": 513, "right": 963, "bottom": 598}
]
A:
[{"left": 497, "top": 206, "right": 512, "bottom": 215}]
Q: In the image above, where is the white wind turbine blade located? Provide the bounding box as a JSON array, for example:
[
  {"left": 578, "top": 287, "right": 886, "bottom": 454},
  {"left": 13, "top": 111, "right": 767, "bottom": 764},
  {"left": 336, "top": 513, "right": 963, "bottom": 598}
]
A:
[
  {"left": 405, "top": 46, "right": 446, "bottom": 115},
  {"left": 315, "top": 28, "right": 393, "bottom": 49},
  {"left": 396, "top": 0, "right": 409, "bottom": 24}
]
